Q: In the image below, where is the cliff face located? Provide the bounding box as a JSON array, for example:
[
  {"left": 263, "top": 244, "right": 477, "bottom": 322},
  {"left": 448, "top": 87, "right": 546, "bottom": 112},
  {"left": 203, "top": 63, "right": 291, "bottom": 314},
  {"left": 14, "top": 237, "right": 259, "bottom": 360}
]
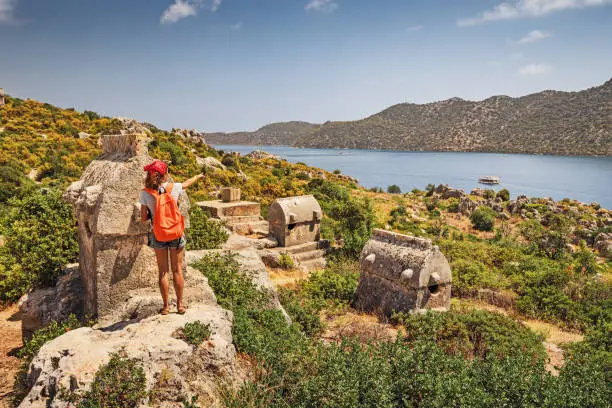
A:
[{"left": 205, "top": 79, "right": 612, "bottom": 156}]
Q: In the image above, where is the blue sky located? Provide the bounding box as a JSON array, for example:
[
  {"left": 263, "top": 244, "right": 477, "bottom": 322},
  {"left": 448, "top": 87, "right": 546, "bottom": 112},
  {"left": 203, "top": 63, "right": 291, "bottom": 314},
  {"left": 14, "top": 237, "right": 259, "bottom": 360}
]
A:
[{"left": 1, "top": 0, "right": 611, "bottom": 131}]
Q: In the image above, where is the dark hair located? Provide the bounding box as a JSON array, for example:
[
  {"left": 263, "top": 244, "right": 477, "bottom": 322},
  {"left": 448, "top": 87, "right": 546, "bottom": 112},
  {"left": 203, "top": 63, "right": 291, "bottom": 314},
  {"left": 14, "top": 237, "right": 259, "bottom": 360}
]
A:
[{"left": 145, "top": 171, "right": 165, "bottom": 190}]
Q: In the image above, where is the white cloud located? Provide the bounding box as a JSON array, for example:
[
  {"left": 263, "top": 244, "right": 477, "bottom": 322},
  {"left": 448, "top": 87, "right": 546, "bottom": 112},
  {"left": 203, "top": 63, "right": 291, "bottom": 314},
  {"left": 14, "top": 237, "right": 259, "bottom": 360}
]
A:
[
  {"left": 518, "top": 63, "right": 553, "bottom": 75},
  {"left": 406, "top": 25, "right": 424, "bottom": 32},
  {"left": 0, "top": 0, "right": 17, "bottom": 24},
  {"left": 230, "top": 20, "right": 243, "bottom": 30},
  {"left": 458, "top": 0, "right": 612, "bottom": 26},
  {"left": 160, "top": 0, "right": 222, "bottom": 24},
  {"left": 161, "top": 0, "right": 198, "bottom": 24},
  {"left": 517, "top": 29, "right": 552, "bottom": 43},
  {"left": 305, "top": 0, "right": 338, "bottom": 14}
]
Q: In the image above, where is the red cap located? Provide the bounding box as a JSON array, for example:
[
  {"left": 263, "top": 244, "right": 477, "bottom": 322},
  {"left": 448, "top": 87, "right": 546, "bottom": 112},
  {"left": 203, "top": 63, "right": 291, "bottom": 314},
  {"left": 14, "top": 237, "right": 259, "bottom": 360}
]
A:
[{"left": 143, "top": 160, "right": 168, "bottom": 175}]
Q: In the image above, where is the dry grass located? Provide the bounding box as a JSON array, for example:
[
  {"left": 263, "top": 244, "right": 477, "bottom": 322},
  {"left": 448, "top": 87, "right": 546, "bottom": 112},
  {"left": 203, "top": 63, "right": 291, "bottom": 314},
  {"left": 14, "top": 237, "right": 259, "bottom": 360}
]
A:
[
  {"left": 268, "top": 268, "right": 309, "bottom": 288},
  {"left": 320, "top": 310, "right": 399, "bottom": 344}
]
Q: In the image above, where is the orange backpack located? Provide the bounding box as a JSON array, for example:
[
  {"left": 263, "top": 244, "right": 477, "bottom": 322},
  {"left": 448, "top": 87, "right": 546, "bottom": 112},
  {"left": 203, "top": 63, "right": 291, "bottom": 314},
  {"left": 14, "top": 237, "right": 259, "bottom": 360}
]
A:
[{"left": 143, "top": 183, "right": 185, "bottom": 242}]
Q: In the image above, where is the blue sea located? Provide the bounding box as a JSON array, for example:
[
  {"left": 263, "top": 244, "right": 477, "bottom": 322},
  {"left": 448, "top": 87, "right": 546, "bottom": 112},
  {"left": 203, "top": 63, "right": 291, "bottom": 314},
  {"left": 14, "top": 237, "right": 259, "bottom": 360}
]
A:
[{"left": 213, "top": 145, "right": 612, "bottom": 209}]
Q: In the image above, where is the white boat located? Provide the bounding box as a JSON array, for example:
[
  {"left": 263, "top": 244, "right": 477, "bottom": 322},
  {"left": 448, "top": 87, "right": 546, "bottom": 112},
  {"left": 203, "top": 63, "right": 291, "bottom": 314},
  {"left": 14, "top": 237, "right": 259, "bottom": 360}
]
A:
[{"left": 478, "top": 176, "right": 501, "bottom": 185}]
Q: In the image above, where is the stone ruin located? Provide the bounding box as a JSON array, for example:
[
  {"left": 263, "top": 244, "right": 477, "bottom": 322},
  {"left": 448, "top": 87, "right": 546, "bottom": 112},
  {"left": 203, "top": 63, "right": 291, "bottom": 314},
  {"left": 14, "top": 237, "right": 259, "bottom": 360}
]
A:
[
  {"left": 0, "top": 87, "right": 5, "bottom": 106},
  {"left": 197, "top": 187, "right": 268, "bottom": 236},
  {"left": 268, "top": 195, "right": 322, "bottom": 247},
  {"left": 63, "top": 127, "right": 194, "bottom": 321},
  {"left": 354, "top": 229, "right": 452, "bottom": 315},
  {"left": 267, "top": 195, "right": 329, "bottom": 271}
]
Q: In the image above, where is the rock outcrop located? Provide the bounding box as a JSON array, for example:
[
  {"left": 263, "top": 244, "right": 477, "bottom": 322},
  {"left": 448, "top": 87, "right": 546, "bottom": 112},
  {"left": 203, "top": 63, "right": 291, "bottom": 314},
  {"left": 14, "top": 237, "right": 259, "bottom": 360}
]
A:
[
  {"left": 18, "top": 299, "right": 235, "bottom": 408},
  {"left": 18, "top": 264, "right": 84, "bottom": 333}
]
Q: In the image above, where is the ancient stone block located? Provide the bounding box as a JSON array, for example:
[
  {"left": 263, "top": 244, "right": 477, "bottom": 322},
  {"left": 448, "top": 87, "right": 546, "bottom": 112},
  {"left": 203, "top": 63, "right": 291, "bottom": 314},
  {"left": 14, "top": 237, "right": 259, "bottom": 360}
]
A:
[
  {"left": 268, "top": 195, "right": 322, "bottom": 247},
  {"left": 354, "top": 229, "right": 452, "bottom": 315},
  {"left": 221, "top": 187, "right": 241, "bottom": 203}
]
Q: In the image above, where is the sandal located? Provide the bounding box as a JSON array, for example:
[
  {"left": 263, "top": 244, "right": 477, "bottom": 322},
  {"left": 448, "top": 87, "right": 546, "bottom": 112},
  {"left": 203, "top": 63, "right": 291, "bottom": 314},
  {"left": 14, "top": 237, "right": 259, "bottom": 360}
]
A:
[
  {"left": 160, "top": 307, "right": 170, "bottom": 315},
  {"left": 177, "top": 305, "right": 187, "bottom": 315}
]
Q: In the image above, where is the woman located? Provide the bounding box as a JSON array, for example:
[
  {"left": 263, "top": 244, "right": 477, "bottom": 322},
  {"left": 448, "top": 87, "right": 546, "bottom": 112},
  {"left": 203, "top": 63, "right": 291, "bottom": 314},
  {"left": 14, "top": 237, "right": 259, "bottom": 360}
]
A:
[{"left": 139, "top": 160, "right": 204, "bottom": 315}]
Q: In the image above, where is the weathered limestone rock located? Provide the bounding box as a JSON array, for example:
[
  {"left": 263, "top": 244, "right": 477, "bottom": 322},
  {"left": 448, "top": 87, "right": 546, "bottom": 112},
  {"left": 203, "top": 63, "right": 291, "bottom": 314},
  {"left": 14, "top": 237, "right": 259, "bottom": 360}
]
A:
[
  {"left": 63, "top": 131, "right": 189, "bottom": 319},
  {"left": 458, "top": 196, "right": 478, "bottom": 216},
  {"left": 18, "top": 301, "right": 235, "bottom": 408},
  {"left": 507, "top": 195, "right": 529, "bottom": 215},
  {"left": 355, "top": 229, "right": 452, "bottom": 315},
  {"left": 594, "top": 233, "right": 612, "bottom": 259},
  {"left": 435, "top": 184, "right": 465, "bottom": 199},
  {"left": 245, "top": 150, "right": 280, "bottom": 160},
  {"left": 197, "top": 156, "right": 226, "bottom": 172},
  {"left": 18, "top": 264, "right": 84, "bottom": 333}
]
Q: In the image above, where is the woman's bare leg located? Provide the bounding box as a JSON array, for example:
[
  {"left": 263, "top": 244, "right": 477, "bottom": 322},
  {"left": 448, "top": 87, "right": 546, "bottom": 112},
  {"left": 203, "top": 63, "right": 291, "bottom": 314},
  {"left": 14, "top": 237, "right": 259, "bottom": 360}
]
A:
[
  {"left": 155, "top": 248, "right": 170, "bottom": 311},
  {"left": 170, "top": 247, "right": 185, "bottom": 311}
]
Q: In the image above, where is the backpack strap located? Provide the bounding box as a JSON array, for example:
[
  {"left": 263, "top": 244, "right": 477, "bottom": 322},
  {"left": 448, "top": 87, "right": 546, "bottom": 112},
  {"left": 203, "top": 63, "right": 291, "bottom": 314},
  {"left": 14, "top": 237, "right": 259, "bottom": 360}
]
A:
[
  {"left": 143, "top": 187, "right": 159, "bottom": 197},
  {"left": 165, "top": 183, "right": 174, "bottom": 195}
]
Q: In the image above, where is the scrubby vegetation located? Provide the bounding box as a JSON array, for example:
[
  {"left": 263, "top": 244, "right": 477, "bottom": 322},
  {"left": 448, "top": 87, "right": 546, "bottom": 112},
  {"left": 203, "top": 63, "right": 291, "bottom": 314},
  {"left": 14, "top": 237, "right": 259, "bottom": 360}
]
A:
[
  {"left": 78, "top": 352, "right": 147, "bottom": 408},
  {"left": 178, "top": 321, "right": 212, "bottom": 346},
  {"left": 193, "top": 252, "right": 610, "bottom": 407},
  {"left": 185, "top": 206, "right": 228, "bottom": 250}
]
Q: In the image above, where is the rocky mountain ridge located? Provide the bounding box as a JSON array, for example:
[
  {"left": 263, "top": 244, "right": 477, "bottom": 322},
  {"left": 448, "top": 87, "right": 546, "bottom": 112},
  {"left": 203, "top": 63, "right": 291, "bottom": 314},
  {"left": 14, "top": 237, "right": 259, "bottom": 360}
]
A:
[{"left": 205, "top": 79, "right": 612, "bottom": 156}]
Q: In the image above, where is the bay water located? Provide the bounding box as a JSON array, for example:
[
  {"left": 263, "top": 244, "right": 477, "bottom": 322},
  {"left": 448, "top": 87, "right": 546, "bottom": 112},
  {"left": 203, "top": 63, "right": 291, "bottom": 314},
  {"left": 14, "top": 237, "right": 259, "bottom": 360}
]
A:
[{"left": 213, "top": 145, "right": 612, "bottom": 209}]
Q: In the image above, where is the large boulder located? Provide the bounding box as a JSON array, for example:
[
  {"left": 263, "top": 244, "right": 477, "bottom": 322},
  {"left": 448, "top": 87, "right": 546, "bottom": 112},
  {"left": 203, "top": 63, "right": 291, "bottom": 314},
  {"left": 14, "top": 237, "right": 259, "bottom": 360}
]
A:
[
  {"left": 18, "top": 264, "right": 84, "bottom": 333},
  {"left": 594, "top": 233, "right": 612, "bottom": 259},
  {"left": 18, "top": 301, "right": 235, "bottom": 408}
]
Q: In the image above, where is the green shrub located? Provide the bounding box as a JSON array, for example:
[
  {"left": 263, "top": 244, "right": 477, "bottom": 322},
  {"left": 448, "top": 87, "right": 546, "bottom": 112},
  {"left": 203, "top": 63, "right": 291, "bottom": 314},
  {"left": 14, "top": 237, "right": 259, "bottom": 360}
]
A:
[
  {"left": 179, "top": 321, "right": 212, "bottom": 346},
  {"left": 451, "top": 259, "right": 503, "bottom": 296},
  {"left": 158, "top": 141, "right": 187, "bottom": 166},
  {"left": 446, "top": 198, "right": 460, "bottom": 213},
  {"left": 0, "top": 188, "right": 78, "bottom": 304},
  {"left": 277, "top": 253, "right": 295, "bottom": 270},
  {"left": 470, "top": 206, "right": 496, "bottom": 231},
  {"left": 483, "top": 189, "right": 496, "bottom": 199},
  {"left": 496, "top": 189, "right": 510, "bottom": 201},
  {"left": 393, "top": 309, "right": 546, "bottom": 361},
  {"left": 190, "top": 253, "right": 308, "bottom": 365},
  {"left": 333, "top": 169, "right": 341, "bottom": 175},
  {"left": 306, "top": 179, "right": 374, "bottom": 258},
  {"left": 302, "top": 258, "right": 360, "bottom": 304},
  {"left": 78, "top": 352, "right": 147, "bottom": 408},
  {"left": 295, "top": 172, "right": 311, "bottom": 181},
  {"left": 185, "top": 206, "right": 228, "bottom": 250},
  {"left": 278, "top": 288, "right": 325, "bottom": 336},
  {"left": 387, "top": 184, "right": 401, "bottom": 194}
]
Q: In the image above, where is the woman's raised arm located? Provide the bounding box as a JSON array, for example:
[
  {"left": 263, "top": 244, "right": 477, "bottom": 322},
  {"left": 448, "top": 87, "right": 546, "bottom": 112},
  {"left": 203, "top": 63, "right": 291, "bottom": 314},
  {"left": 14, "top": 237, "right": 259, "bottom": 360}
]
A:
[{"left": 181, "top": 173, "right": 204, "bottom": 190}]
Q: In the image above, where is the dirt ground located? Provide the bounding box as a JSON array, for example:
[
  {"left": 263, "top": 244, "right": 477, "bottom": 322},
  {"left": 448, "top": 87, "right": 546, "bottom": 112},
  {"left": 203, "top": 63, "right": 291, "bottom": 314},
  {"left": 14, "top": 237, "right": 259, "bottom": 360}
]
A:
[{"left": 0, "top": 305, "right": 23, "bottom": 408}]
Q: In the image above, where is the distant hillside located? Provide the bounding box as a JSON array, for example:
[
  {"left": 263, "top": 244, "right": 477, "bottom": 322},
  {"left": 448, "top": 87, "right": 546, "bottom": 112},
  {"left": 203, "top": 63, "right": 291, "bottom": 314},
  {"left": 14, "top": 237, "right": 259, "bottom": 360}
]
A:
[{"left": 205, "top": 79, "right": 612, "bottom": 156}]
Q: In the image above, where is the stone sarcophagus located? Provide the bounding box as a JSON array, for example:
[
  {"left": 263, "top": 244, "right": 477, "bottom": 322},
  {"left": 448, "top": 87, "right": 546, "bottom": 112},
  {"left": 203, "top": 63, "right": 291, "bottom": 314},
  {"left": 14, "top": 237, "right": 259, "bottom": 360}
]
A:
[
  {"left": 63, "top": 124, "right": 189, "bottom": 318},
  {"left": 354, "top": 229, "right": 451, "bottom": 315},
  {"left": 268, "top": 195, "right": 322, "bottom": 247}
]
